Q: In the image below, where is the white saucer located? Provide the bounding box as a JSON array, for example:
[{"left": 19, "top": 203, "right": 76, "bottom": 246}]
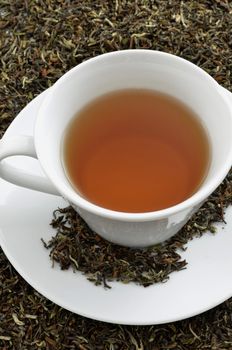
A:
[{"left": 0, "top": 89, "right": 232, "bottom": 325}]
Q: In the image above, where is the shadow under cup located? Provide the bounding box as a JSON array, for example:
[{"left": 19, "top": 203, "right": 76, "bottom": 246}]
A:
[{"left": 36, "top": 51, "right": 232, "bottom": 247}]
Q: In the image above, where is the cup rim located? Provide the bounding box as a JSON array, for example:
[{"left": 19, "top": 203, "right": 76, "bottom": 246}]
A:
[{"left": 35, "top": 49, "right": 232, "bottom": 222}]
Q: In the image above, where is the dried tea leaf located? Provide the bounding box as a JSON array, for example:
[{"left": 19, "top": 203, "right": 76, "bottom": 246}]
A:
[
  {"left": 12, "top": 313, "right": 25, "bottom": 326},
  {"left": 43, "top": 169, "right": 231, "bottom": 288}
]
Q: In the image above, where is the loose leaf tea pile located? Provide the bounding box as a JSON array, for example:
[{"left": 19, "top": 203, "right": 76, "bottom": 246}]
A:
[
  {"left": 1, "top": 0, "right": 232, "bottom": 349},
  {"left": 43, "top": 169, "right": 232, "bottom": 288}
]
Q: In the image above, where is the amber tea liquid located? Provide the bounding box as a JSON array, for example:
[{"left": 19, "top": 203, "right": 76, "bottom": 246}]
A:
[{"left": 63, "top": 89, "right": 210, "bottom": 213}]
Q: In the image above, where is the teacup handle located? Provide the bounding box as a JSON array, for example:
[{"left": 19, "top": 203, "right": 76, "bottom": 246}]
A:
[{"left": 0, "top": 135, "right": 59, "bottom": 195}]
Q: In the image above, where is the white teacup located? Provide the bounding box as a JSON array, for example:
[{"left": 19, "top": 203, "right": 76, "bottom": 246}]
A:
[{"left": 1, "top": 50, "right": 232, "bottom": 247}]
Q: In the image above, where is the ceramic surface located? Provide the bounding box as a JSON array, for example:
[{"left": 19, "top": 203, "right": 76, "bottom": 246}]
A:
[
  {"left": 0, "top": 90, "right": 232, "bottom": 325},
  {"left": 1, "top": 51, "right": 232, "bottom": 247}
]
